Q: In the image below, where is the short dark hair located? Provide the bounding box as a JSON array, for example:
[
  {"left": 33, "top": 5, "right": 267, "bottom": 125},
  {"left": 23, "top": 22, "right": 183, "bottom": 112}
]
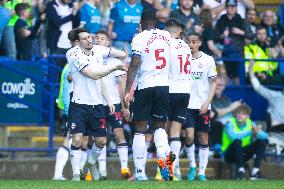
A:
[
  {"left": 15, "top": 3, "right": 29, "bottom": 16},
  {"left": 95, "top": 30, "right": 109, "bottom": 39},
  {"left": 164, "top": 18, "right": 185, "bottom": 30},
  {"left": 256, "top": 25, "right": 266, "bottom": 32},
  {"left": 72, "top": 27, "right": 89, "bottom": 41},
  {"left": 187, "top": 31, "right": 202, "bottom": 40},
  {"left": 141, "top": 9, "right": 157, "bottom": 25}
]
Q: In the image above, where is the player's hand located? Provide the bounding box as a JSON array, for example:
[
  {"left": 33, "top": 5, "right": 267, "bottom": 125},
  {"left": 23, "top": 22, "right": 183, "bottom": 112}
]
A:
[
  {"left": 122, "top": 107, "right": 132, "bottom": 123},
  {"left": 108, "top": 104, "right": 115, "bottom": 115},
  {"left": 199, "top": 102, "right": 209, "bottom": 115},
  {"left": 115, "top": 63, "right": 128, "bottom": 71},
  {"left": 123, "top": 92, "right": 131, "bottom": 109}
]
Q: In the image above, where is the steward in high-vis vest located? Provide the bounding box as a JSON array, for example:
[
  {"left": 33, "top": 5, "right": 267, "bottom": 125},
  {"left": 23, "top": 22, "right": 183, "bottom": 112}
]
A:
[
  {"left": 222, "top": 105, "right": 267, "bottom": 180},
  {"left": 244, "top": 26, "right": 278, "bottom": 76}
]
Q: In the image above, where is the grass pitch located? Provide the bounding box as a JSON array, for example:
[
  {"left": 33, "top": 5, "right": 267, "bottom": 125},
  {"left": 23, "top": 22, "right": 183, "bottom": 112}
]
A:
[{"left": 0, "top": 180, "right": 283, "bottom": 189}]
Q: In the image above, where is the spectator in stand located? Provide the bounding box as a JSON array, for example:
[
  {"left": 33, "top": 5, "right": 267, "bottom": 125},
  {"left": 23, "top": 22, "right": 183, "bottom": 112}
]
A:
[
  {"left": 0, "top": 0, "right": 21, "bottom": 59},
  {"left": 244, "top": 8, "right": 257, "bottom": 45},
  {"left": 140, "top": 0, "right": 171, "bottom": 29},
  {"left": 79, "top": 0, "right": 101, "bottom": 34},
  {"left": 210, "top": 77, "right": 242, "bottom": 152},
  {"left": 203, "top": 0, "right": 254, "bottom": 23},
  {"left": 46, "top": 0, "right": 80, "bottom": 67},
  {"left": 260, "top": 10, "right": 283, "bottom": 48},
  {"left": 222, "top": 104, "right": 268, "bottom": 180},
  {"left": 249, "top": 60, "right": 284, "bottom": 132},
  {"left": 14, "top": 3, "right": 45, "bottom": 60},
  {"left": 244, "top": 26, "right": 279, "bottom": 84},
  {"left": 100, "top": 0, "right": 118, "bottom": 31},
  {"left": 215, "top": 0, "right": 248, "bottom": 85},
  {"left": 0, "top": 0, "right": 10, "bottom": 45},
  {"left": 169, "top": 0, "right": 201, "bottom": 34},
  {"left": 199, "top": 9, "right": 222, "bottom": 59},
  {"left": 108, "top": 0, "right": 142, "bottom": 55},
  {"left": 34, "top": 0, "right": 48, "bottom": 58}
]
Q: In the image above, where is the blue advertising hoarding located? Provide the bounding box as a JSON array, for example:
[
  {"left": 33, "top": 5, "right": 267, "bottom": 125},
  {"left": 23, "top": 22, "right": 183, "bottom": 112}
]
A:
[{"left": 0, "top": 61, "right": 43, "bottom": 124}]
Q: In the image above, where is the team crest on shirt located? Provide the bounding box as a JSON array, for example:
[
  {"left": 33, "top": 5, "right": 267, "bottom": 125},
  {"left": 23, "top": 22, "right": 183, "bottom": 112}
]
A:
[
  {"left": 136, "top": 8, "right": 141, "bottom": 13},
  {"left": 198, "top": 63, "right": 203, "bottom": 68},
  {"left": 124, "top": 8, "right": 128, "bottom": 12}
]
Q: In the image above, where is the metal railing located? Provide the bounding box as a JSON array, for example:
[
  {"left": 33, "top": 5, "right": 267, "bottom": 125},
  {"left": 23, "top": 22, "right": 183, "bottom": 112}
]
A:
[{"left": 0, "top": 55, "right": 62, "bottom": 157}]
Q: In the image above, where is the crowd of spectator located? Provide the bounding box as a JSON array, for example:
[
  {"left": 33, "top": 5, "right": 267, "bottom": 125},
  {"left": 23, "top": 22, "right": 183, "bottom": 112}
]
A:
[{"left": 0, "top": 0, "right": 284, "bottom": 85}]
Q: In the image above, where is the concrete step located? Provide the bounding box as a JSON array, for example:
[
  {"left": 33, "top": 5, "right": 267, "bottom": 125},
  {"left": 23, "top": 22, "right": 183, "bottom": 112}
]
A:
[
  {"left": 5, "top": 126, "right": 49, "bottom": 138},
  {"left": 31, "top": 136, "right": 64, "bottom": 148},
  {"left": 254, "top": 0, "right": 281, "bottom": 4}
]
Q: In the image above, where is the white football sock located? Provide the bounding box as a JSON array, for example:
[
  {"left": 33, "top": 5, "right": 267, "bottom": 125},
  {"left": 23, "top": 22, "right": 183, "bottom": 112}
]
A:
[
  {"left": 185, "top": 143, "right": 196, "bottom": 168},
  {"left": 154, "top": 128, "right": 169, "bottom": 159},
  {"left": 252, "top": 167, "right": 259, "bottom": 175},
  {"left": 79, "top": 149, "right": 87, "bottom": 171},
  {"left": 92, "top": 143, "right": 104, "bottom": 162},
  {"left": 170, "top": 140, "right": 181, "bottom": 172},
  {"left": 142, "top": 141, "right": 151, "bottom": 175},
  {"left": 198, "top": 146, "right": 209, "bottom": 176},
  {"left": 70, "top": 147, "right": 81, "bottom": 175},
  {"left": 53, "top": 146, "right": 69, "bottom": 178},
  {"left": 133, "top": 133, "right": 145, "bottom": 177},
  {"left": 117, "top": 143, "right": 128, "bottom": 169},
  {"left": 98, "top": 145, "right": 107, "bottom": 175}
]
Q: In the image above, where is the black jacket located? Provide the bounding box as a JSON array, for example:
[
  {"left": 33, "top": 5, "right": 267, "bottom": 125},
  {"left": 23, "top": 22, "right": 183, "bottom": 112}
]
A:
[
  {"left": 215, "top": 13, "right": 246, "bottom": 47},
  {"left": 46, "top": 0, "right": 80, "bottom": 50}
]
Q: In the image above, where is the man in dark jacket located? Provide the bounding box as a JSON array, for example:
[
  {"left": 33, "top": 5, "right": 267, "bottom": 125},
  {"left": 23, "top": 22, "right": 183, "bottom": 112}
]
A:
[
  {"left": 215, "top": 0, "right": 247, "bottom": 85},
  {"left": 46, "top": 0, "right": 80, "bottom": 67}
]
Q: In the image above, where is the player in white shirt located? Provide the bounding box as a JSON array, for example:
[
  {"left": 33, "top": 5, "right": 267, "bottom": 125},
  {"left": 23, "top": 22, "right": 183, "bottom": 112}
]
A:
[
  {"left": 53, "top": 28, "right": 78, "bottom": 181},
  {"left": 123, "top": 10, "right": 174, "bottom": 181},
  {"left": 66, "top": 28, "right": 127, "bottom": 181},
  {"left": 184, "top": 32, "right": 217, "bottom": 181},
  {"left": 94, "top": 30, "right": 133, "bottom": 180},
  {"left": 164, "top": 19, "right": 192, "bottom": 181}
]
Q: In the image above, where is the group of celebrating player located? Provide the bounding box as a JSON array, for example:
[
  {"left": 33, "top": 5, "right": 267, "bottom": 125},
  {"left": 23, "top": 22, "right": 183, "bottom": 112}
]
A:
[{"left": 53, "top": 9, "right": 217, "bottom": 182}]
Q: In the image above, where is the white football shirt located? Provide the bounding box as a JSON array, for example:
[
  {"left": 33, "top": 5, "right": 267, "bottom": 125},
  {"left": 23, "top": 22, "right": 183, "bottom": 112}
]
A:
[
  {"left": 102, "top": 57, "right": 126, "bottom": 105},
  {"left": 67, "top": 45, "right": 110, "bottom": 105},
  {"left": 188, "top": 52, "right": 217, "bottom": 110},
  {"left": 131, "top": 29, "right": 171, "bottom": 90},
  {"left": 169, "top": 38, "right": 192, "bottom": 94}
]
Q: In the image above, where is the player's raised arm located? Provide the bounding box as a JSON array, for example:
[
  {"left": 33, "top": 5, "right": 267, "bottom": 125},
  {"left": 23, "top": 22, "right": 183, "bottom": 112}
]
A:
[{"left": 81, "top": 63, "right": 127, "bottom": 80}]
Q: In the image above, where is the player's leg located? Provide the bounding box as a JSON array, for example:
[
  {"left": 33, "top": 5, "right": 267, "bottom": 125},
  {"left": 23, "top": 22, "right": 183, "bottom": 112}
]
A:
[
  {"left": 53, "top": 138, "right": 70, "bottom": 180},
  {"left": 184, "top": 109, "right": 197, "bottom": 181},
  {"left": 111, "top": 104, "right": 132, "bottom": 179},
  {"left": 197, "top": 111, "right": 211, "bottom": 181},
  {"left": 98, "top": 145, "right": 107, "bottom": 180},
  {"left": 168, "top": 93, "right": 190, "bottom": 181},
  {"left": 68, "top": 102, "right": 87, "bottom": 181},
  {"left": 131, "top": 88, "right": 152, "bottom": 180},
  {"left": 87, "top": 105, "right": 107, "bottom": 181},
  {"left": 80, "top": 136, "right": 90, "bottom": 180},
  {"left": 53, "top": 121, "right": 71, "bottom": 180},
  {"left": 152, "top": 86, "right": 171, "bottom": 181}
]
